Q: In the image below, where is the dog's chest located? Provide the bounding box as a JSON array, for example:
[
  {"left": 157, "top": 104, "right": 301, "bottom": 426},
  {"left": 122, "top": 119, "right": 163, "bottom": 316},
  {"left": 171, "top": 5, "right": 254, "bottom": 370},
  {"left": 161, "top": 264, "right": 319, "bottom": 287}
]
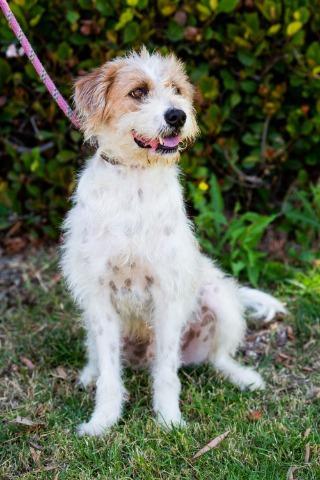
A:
[{"left": 80, "top": 164, "right": 188, "bottom": 266}]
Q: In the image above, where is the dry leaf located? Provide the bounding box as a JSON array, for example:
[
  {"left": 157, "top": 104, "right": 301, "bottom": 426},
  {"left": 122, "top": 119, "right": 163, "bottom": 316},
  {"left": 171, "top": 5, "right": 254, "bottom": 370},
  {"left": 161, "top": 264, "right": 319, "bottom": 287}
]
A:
[
  {"left": 35, "top": 403, "right": 48, "bottom": 417},
  {"left": 303, "top": 339, "right": 316, "bottom": 350},
  {"left": 306, "top": 386, "right": 320, "bottom": 400},
  {"left": 10, "top": 416, "right": 45, "bottom": 430},
  {"left": 3, "top": 236, "right": 27, "bottom": 254},
  {"left": 30, "top": 446, "right": 41, "bottom": 465},
  {"left": 248, "top": 410, "right": 263, "bottom": 421},
  {"left": 302, "top": 366, "right": 313, "bottom": 373},
  {"left": 31, "top": 464, "right": 59, "bottom": 474},
  {"left": 29, "top": 439, "right": 43, "bottom": 451},
  {"left": 303, "top": 427, "right": 311, "bottom": 439},
  {"left": 192, "top": 430, "right": 230, "bottom": 460},
  {"left": 20, "top": 356, "right": 35, "bottom": 370},
  {"left": 52, "top": 366, "right": 68, "bottom": 380},
  {"left": 287, "top": 466, "right": 297, "bottom": 480},
  {"left": 51, "top": 273, "right": 62, "bottom": 285},
  {"left": 286, "top": 326, "right": 295, "bottom": 341},
  {"left": 276, "top": 352, "right": 294, "bottom": 366},
  {"left": 6, "top": 221, "right": 22, "bottom": 237},
  {"left": 304, "top": 443, "right": 311, "bottom": 463}
]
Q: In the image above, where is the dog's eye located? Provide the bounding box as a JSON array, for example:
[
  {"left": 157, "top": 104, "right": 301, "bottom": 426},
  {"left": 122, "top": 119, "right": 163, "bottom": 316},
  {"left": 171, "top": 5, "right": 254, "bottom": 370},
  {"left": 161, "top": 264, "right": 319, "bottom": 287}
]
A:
[
  {"left": 172, "top": 84, "right": 181, "bottom": 95},
  {"left": 129, "top": 87, "right": 148, "bottom": 100}
]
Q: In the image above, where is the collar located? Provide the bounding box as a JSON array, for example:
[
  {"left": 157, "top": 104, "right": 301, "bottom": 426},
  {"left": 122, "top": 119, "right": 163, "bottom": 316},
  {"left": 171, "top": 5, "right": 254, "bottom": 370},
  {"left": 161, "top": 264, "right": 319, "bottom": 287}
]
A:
[{"left": 100, "top": 151, "right": 146, "bottom": 170}]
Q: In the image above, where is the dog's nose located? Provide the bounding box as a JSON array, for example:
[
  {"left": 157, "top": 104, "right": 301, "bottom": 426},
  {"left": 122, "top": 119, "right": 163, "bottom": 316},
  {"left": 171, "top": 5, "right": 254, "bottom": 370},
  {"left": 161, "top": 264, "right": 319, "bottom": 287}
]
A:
[{"left": 164, "top": 108, "right": 186, "bottom": 128}]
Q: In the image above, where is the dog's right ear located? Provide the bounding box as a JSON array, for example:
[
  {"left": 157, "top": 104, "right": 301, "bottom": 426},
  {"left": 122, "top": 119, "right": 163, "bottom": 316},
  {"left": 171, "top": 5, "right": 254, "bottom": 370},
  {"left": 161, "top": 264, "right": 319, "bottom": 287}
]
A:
[{"left": 74, "top": 60, "right": 121, "bottom": 138}]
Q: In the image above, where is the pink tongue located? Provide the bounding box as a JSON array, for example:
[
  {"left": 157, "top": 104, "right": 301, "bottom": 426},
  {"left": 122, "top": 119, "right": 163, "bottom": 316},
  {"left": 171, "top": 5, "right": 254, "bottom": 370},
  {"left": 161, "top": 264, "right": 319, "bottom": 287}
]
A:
[
  {"left": 162, "top": 135, "right": 180, "bottom": 147},
  {"left": 149, "top": 138, "right": 159, "bottom": 149}
]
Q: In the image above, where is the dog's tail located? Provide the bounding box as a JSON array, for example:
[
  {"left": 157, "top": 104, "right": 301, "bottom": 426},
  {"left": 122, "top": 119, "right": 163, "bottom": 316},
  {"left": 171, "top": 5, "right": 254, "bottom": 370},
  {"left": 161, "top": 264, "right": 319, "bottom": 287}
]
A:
[{"left": 239, "top": 287, "right": 287, "bottom": 324}]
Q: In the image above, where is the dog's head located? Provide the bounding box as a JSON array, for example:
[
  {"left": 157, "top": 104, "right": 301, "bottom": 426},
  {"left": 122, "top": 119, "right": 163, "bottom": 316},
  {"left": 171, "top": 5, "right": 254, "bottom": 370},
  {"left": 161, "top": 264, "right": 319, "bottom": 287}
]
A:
[{"left": 74, "top": 47, "right": 198, "bottom": 166}]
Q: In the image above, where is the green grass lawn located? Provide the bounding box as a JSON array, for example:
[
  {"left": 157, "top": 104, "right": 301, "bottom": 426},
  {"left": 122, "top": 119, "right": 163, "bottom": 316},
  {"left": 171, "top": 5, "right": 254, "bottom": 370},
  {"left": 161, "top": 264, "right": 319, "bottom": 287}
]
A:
[{"left": 1, "top": 249, "right": 319, "bottom": 479}]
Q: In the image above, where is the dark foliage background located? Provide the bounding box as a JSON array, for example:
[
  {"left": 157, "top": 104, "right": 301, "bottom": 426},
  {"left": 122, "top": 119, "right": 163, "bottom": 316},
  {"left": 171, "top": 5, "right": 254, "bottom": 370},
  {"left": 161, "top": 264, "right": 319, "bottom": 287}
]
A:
[{"left": 0, "top": 0, "right": 319, "bottom": 284}]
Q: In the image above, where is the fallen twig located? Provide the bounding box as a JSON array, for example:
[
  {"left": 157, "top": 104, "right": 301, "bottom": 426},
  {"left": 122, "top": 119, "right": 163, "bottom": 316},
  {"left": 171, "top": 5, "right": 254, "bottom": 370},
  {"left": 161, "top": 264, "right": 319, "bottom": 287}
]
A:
[
  {"left": 304, "top": 443, "right": 310, "bottom": 463},
  {"left": 287, "top": 466, "right": 297, "bottom": 480},
  {"left": 192, "top": 430, "right": 230, "bottom": 460}
]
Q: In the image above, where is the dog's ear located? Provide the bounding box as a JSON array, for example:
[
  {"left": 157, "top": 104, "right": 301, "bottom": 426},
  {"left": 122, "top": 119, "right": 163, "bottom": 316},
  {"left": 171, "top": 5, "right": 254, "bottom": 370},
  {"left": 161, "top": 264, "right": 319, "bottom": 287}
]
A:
[{"left": 74, "top": 61, "right": 121, "bottom": 138}]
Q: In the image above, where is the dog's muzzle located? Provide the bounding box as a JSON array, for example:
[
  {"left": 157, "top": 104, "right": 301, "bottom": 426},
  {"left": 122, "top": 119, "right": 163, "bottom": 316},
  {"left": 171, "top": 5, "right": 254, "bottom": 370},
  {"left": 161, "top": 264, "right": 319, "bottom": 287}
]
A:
[{"left": 132, "top": 130, "right": 181, "bottom": 154}]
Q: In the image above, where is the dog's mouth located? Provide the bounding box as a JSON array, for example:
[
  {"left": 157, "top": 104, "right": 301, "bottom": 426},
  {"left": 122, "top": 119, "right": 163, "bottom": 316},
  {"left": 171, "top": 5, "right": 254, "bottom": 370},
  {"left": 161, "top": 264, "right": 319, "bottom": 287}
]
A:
[{"left": 132, "top": 131, "right": 181, "bottom": 154}]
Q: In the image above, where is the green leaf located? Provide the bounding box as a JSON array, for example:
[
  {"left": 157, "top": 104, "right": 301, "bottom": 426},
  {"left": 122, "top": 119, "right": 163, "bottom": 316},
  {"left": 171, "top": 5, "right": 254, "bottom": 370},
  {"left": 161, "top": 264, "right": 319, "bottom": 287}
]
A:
[
  {"left": 166, "top": 20, "right": 184, "bottom": 42},
  {"left": 66, "top": 11, "right": 80, "bottom": 23},
  {"left": 307, "top": 42, "right": 320, "bottom": 65},
  {"left": 286, "top": 21, "right": 303, "bottom": 37},
  {"left": 199, "top": 77, "right": 219, "bottom": 100},
  {"left": 209, "top": 174, "right": 224, "bottom": 214},
  {"left": 237, "top": 50, "right": 255, "bottom": 67},
  {"left": 115, "top": 9, "right": 134, "bottom": 30},
  {"left": 57, "top": 42, "right": 73, "bottom": 60},
  {"left": 123, "top": 22, "right": 140, "bottom": 43},
  {"left": 95, "top": 0, "right": 114, "bottom": 16},
  {"left": 240, "top": 80, "right": 257, "bottom": 93},
  {"left": 217, "top": 0, "right": 239, "bottom": 14}
]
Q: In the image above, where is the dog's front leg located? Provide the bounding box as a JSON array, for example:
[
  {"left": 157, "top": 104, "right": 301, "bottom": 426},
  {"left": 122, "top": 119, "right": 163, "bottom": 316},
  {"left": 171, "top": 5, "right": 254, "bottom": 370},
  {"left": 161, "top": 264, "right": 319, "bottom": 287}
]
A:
[
  {"left": 77, "top": 298, "right": 123, "bottom": 437},
  {"left": 152, "top": 302, "right": 186, "bottom": 428}
]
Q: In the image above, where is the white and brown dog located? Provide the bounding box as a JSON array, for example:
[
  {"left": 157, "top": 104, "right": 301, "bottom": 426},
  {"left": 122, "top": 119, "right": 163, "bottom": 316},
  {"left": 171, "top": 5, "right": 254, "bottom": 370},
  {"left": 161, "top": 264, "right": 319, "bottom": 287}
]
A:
[{"left": 61, "top": 48, "right": 286, "bottom": 436}]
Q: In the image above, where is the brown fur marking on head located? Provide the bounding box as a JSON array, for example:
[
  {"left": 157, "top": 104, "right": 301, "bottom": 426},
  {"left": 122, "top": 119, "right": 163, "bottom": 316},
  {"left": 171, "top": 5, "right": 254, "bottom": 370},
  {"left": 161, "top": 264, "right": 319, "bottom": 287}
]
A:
[{"left": 74, "top": 60, "right": 122, "bottom": 139}]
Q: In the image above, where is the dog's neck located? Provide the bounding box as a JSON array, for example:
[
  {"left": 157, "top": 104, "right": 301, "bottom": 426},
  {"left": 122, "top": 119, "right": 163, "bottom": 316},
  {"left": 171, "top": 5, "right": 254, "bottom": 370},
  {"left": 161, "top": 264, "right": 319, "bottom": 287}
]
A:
[{"left": 97, "top": 147, "right": 181, "bottom": 169}]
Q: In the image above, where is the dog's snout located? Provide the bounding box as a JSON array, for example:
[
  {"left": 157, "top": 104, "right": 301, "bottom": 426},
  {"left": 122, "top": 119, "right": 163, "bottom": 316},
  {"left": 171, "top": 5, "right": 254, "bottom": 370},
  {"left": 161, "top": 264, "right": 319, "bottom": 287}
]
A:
[{"left": 164, "top": 108, "right": 186, "bottom": 128}]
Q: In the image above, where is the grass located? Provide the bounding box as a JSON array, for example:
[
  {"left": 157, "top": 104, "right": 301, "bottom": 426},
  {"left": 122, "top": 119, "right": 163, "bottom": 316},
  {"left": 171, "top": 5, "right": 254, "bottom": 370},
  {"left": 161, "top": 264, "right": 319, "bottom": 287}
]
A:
[{"left": 0, "top": 249, "right": 319, "bottom": 479}]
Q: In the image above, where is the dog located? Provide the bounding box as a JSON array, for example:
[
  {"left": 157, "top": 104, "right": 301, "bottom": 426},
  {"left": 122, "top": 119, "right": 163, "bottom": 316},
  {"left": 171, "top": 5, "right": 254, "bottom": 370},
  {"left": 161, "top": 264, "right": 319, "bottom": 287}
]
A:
[{"left": 61, "top": 48, "right": 286, "bottom": 436}]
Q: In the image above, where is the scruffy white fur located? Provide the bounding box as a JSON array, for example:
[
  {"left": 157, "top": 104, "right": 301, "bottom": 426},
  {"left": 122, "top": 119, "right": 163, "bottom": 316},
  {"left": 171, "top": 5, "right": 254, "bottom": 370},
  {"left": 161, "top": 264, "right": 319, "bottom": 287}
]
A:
[{"left": 61, "top": 49, "right": 286, "bottom": 436}]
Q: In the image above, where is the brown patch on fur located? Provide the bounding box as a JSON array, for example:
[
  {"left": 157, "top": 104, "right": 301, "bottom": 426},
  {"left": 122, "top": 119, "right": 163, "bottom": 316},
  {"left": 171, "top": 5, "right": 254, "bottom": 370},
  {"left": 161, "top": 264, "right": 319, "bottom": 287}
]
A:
[
  {"left": 201, "top": 313, "right": 214, "bottom": 327},
  {"left": 145, "top": 275, "right": 154, "bottom": 286},
  {"left": 106, "top": 68, "right": 154, "bottom": 129},
  {"left": 74, "top": 60, "right": 123, "bottom": 138},
  {"left": 109, "top": 280, "right": 117, "bottom": 293},
  {"left": 124, "top": 278, "right": 132, "bottom": 288},
  {"left": 182, "top": 329, "right": 196, "bottom": 351},
  {"left": 133, "top": 343, "right": 149, "bottom": 358}
]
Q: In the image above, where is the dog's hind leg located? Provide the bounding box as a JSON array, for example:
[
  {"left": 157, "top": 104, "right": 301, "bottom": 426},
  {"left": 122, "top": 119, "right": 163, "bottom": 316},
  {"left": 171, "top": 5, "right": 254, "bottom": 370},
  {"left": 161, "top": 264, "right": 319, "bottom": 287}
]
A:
[{"left": 198, "top": 280, "right": 265, "bottom": 391}]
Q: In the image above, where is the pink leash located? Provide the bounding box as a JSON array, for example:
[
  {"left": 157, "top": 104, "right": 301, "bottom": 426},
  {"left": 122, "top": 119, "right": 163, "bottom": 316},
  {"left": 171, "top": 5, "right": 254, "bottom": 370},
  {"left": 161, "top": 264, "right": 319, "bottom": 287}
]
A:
[{"left": 0, "top": 0, "right": 80, "bottom": 129}]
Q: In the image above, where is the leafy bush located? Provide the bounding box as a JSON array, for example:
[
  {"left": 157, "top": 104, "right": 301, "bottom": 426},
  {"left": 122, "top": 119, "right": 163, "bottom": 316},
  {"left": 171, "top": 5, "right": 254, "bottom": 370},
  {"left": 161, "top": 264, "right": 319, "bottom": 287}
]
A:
[{"left": 1, "top": 0, "right": 319, "bottom": 283}]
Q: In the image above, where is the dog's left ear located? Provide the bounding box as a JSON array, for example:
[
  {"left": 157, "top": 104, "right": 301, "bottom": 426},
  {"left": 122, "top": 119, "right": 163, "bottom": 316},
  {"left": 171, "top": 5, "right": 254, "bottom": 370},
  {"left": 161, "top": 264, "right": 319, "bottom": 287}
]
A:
[{"left": 74, "top": 60, "right": 121, "bottom": 138}]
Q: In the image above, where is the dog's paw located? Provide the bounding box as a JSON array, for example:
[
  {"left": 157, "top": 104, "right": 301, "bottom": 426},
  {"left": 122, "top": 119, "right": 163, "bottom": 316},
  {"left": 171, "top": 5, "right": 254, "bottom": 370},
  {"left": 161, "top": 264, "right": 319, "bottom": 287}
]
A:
[
  {"left": 156, "top": 412, "right": 186, "bottom": 430},
  {"left": 240, "top": 287, "right": 287, "bottom": 324},
  {"left": 239, "top": 370, "right": 265, "bottom": 391},
  {"left": 77, "top": 365, "right": 98, "bottom": 389},
  {"left": 77, "top": 419, "right": 110, "bottom": 437}
]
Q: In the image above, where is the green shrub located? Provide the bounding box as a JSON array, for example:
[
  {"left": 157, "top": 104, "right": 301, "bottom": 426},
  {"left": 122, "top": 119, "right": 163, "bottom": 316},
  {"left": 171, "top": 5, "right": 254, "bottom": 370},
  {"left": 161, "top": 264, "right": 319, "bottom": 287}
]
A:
[{"left": 1, "top": 0, "right": 319, "bottom": 283}]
